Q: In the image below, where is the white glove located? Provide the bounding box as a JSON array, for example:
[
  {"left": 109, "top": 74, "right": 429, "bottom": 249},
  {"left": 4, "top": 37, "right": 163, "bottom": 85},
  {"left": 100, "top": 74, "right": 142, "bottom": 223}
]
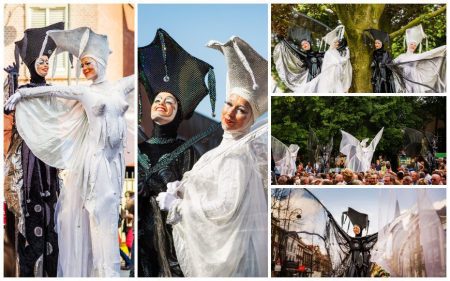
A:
[
  {"left": 166, "top": 180, "right": 181, "bottom": 195},
  {"left": 156, "top": 192, "right": 177, "bottom": 211},
  {"left": 4, "top": 91, "right": 22, "bottom": 111}
]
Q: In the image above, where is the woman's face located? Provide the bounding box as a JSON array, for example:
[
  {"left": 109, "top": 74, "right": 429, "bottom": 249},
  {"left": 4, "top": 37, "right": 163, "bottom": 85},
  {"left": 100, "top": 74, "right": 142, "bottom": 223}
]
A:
[
  {"left": 151, "top": 92, "right": 178, "bottom": 125},
  {"left": 80, "top": 57, "right": 98, "bottom": 80},
  {"left": 301, "top": 41, "right": 311, "bottom": 51},
  {"left": 408, "top": 42, "right": 417, "bottom": 53},
  {"left": 333, "top": 39, "right": 339, "bottom": 49},
  {"left": 374, "top": 40, "right": 382, "bottom": 50},
  {"left": 35, "top": 55, "right": 49, "bottom": 77},
  {"left": 221, "top": 94, "right": 253, "bottom": 132},
  {"left": 353, "top": 225, "right": 361, "bottom": 236}
]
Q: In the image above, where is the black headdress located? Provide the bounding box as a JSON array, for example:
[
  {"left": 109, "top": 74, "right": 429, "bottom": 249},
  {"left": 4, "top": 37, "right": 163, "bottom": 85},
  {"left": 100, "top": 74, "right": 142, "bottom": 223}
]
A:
[
  {"left": 138, "top": 28, "right": 216, "bottom": 120},
  {"left": 342, "top": 207, "right": 369, "bottom": 236},
  {"left": 363, "top": 29, "right": 390, "bottom": 49},
  {"left": 14, "top": 22, "right": 64, "bottom": 73}
]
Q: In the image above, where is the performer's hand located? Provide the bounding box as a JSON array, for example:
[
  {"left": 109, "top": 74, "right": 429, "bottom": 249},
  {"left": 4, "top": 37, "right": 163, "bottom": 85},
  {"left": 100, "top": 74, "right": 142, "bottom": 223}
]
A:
[
  {"left": 4, "top": 63, "right": 18, "bottom": 75},
  {"left": 156, "top": 192, "right": 177, "bottom": 211},
  {"left": 166, "top": 180, "right": 181, "bottom": 195},
  {"left": 4, "top": 91, "right": 22, "bottom": 112}
]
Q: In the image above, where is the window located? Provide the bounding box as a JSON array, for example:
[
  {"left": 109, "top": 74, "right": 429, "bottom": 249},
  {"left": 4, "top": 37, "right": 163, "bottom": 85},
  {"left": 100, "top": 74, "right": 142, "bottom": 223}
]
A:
[{"left": 27, "top": 5, "right": 68, "bottom": 78}]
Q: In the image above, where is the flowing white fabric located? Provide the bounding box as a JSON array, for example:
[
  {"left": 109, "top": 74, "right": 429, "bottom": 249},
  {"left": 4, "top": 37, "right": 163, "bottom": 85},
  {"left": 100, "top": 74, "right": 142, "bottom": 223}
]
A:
[
  {"left": 373, "top": 189, "right": 445, "bottom": 277},
  {"left": 273, "top": 40, "right": 352, "bottom": 93},
  {"left": 393, "top": 45, "right": 446, "bottom": 93},
  {"left": 272, "top": 40, "right": 309, "bottom": 92},
  {"left": 167, "top": 121, "right": 268, "bottom": 277},
  {"left": 339, "top": 128, "right": 383, "bottom": 172},
  {"left": 14, "top": 75, "right": 134, "bottom": 277},
  {"left": 302, "top": 47, "right": 352, "bottom": 93},
  {"left": 271, "top": 136, "right": 299, "bottom": 177}
]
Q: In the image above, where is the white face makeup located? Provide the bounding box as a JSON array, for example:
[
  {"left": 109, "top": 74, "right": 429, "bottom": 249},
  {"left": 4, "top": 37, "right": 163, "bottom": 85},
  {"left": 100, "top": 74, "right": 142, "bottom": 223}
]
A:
[
  {"left": 151, "top": 92, "right": 178, "bottom": 125},
  {"left": 333, "top": 39, "right": 339, "bottom": 49},
  {"left": 35, "top": 55, "right": 49, "bottom": 77},
  {"left": 374, "top": 40, "right": 382, "bottom": 50},
  {"left": 80, "top": 57, "right": 98, "bottom": 81},
  {"left": 301, "top": 41, "right": 311, "bottom": 51},
  {"left": 408, "top": 42, "right": 417, "bottom": 53},
  {"left": 221, "top": 93, "right": 253, "bottom": 133}
]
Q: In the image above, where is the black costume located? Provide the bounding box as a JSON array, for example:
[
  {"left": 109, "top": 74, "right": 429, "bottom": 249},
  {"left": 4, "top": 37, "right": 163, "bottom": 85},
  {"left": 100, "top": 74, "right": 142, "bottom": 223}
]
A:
[
  {"left": 137, "top": 29, "right": 215, "bottom": 277},
  {"left": 328, "top": 208, "right": 378, "bottom": 277},
  {"left": 4, "top": 22, "right": 64, "bottom": 277},
  {"left": 298, "top": 40, "right": 324, "bottom": 81},
  {"left": 371, "top": 48, "right": 396, "bottom": 93},
  {"left": 365, "top": 29, "right": 396, "bottom": 93}
]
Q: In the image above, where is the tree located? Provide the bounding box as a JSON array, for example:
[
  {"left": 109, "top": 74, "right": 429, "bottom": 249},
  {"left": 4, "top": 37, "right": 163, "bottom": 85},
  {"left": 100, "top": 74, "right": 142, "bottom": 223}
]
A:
[
  {"left": 271, "top": 4, "right": 446, "bottom": 92},
  {"left": 271, "top": 96, "right": 445, "bottom": 167}
]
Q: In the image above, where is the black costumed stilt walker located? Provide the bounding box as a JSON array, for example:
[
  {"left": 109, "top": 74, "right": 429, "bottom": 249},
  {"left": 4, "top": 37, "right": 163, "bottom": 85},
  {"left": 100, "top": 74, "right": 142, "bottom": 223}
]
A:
[
  {"left": 298, "top": 189, "right": 387, "bottom": 277},
  {"left": 364, "top": 29, "right": 396, "bottom": 93},
  {"left": 3, "top": 22, "right": 64, "bottom": 277},
  {"left": 137, "top": 28, "right": 217, "bottom": 277}
]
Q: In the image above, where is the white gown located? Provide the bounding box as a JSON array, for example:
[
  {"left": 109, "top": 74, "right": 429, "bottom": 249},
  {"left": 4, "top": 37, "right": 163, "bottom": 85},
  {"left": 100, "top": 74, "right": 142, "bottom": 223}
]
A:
[
  {"left": 303, "top": 47, "right": 352, "bottom": 93},
  {"left": 14, "top": 76, "right": 134, "bottom": 277},
  {"left": 339, "top": 128, "right": 383, "bottom": 173},
  {"left": 167, "top": 122, "right": 268, "bottom": 277},
  {"left": 393, "top": 45, "right": 446, "bottom": 93}
]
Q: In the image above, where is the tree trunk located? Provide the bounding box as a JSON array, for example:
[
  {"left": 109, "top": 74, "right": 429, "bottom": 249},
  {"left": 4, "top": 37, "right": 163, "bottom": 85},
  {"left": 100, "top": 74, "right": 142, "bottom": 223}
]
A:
[{"left": 335, "top": 4, "right": 385, "bottom": 92}]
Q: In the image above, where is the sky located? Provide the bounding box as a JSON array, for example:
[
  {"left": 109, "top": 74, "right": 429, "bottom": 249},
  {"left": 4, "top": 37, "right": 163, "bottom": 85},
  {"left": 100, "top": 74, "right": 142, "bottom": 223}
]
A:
[
  {"left": 312, "top": 188, "right": 446, "bottom": 234},
  {"left": 138, "top": 4, "right": 268, "bottom": 122},
  {"left": 274, "top": 188, "right": 446, "bottom": 236}
]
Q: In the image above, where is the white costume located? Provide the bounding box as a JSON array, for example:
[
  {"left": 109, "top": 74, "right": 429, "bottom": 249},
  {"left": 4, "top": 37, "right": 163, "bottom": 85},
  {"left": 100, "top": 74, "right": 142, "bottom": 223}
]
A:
[
  {"left": 393, "top": 24, "right": 446, "bottom": 93},
  {"left": 158, "top": 37, "right": 268, "bottom": 277},
  {"left": 271, "top": 136, "right": 299, "bottom": 177},
  {"left": 339, "top": 128, "right": 383, "bottom": 172},
  {"left": 6, "top": 27, "right": 134, "bottom": 277},
  {"left": 273, "top": 25, "right": 352, "bottom": 93}
]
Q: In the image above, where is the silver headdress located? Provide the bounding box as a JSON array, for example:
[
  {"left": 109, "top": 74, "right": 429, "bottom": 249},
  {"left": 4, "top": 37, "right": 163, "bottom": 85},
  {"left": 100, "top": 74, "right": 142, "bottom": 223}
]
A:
[
  {"left": 405, "top": 24, "right": 428, "bottom": 53},
  {"left": 320, "top": 25, "right": 345, "bottom": 51},
  {"left": 40, "top": 27, "right": 111, "bottom": 80},
  {"left": 207, "top": 36, "right": 267, "bottom": 120}
]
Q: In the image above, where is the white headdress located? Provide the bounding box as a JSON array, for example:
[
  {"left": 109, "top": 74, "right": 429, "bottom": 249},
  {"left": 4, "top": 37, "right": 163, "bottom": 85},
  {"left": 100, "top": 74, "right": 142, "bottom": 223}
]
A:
[
  {"left": 405, "top": 24, "right": 428, "bottom": 53},
  {"left": 40, "top": 27, "right": 112, "bottom": 80},
  {"left": 207, "top": 36, "right": 267, "bottom": 120},
  {"left": 320, "top": 25, "right": 345, "bottom": 51}
]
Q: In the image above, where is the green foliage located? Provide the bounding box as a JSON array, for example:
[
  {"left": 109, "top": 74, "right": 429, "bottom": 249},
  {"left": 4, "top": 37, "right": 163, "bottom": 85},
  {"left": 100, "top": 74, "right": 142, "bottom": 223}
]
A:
[
  {"left": 271, "top": 4, "right": 446, "bottom": 92},
  {"left": 271, "top": 96, "right": 445, "bottom": 164}
]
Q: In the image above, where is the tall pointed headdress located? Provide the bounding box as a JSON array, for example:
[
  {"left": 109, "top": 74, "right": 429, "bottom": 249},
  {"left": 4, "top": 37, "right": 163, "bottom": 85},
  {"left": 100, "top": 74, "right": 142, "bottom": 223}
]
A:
[
  {"left": 207, "top": 36, "right": 267, "bottom": 120},
  {"left": 405, "top": 24, "right": 428, "bottom": 53},
  {"left": 42, "top": 27, "right": 111, "bottom": 79},
  {"left": 14, "top": 22, "right": 64, "bottom": 72},
  {"left": 138, "top": 28, "right": 216, "bottom": 119}
]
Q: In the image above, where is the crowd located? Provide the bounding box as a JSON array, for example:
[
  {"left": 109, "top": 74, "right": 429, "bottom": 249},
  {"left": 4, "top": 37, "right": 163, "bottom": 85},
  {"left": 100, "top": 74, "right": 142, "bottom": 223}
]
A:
[{"left": 273, "top": 158, "right": 446, "bottom": 185}]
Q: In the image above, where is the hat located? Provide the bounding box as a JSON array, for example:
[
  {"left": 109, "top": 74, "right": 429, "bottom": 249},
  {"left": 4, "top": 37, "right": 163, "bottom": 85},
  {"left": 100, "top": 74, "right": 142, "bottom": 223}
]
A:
[
  {"left": 321, "top": 25, "right": 345, "bottom": 50},
  {"left": 342, "top": 207, "right": 369, "bottom": 232},
  {"left": 138, "top": 28, "right": 216, "bottom": 120},
  {"left": 14, "top": 22, "right": 64, "bottom": 72},
  {"left": 405, "top": 24, "right": 427, "bottom": 53},
  {"left": 363, "top": 29, "right": 390, "bottom": 47},
  {"left": 43, "top": 27, "right": 111, "bottom": 79},
  {"left": 207, "top": 36, "right": 267, "bottom": 119}
]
